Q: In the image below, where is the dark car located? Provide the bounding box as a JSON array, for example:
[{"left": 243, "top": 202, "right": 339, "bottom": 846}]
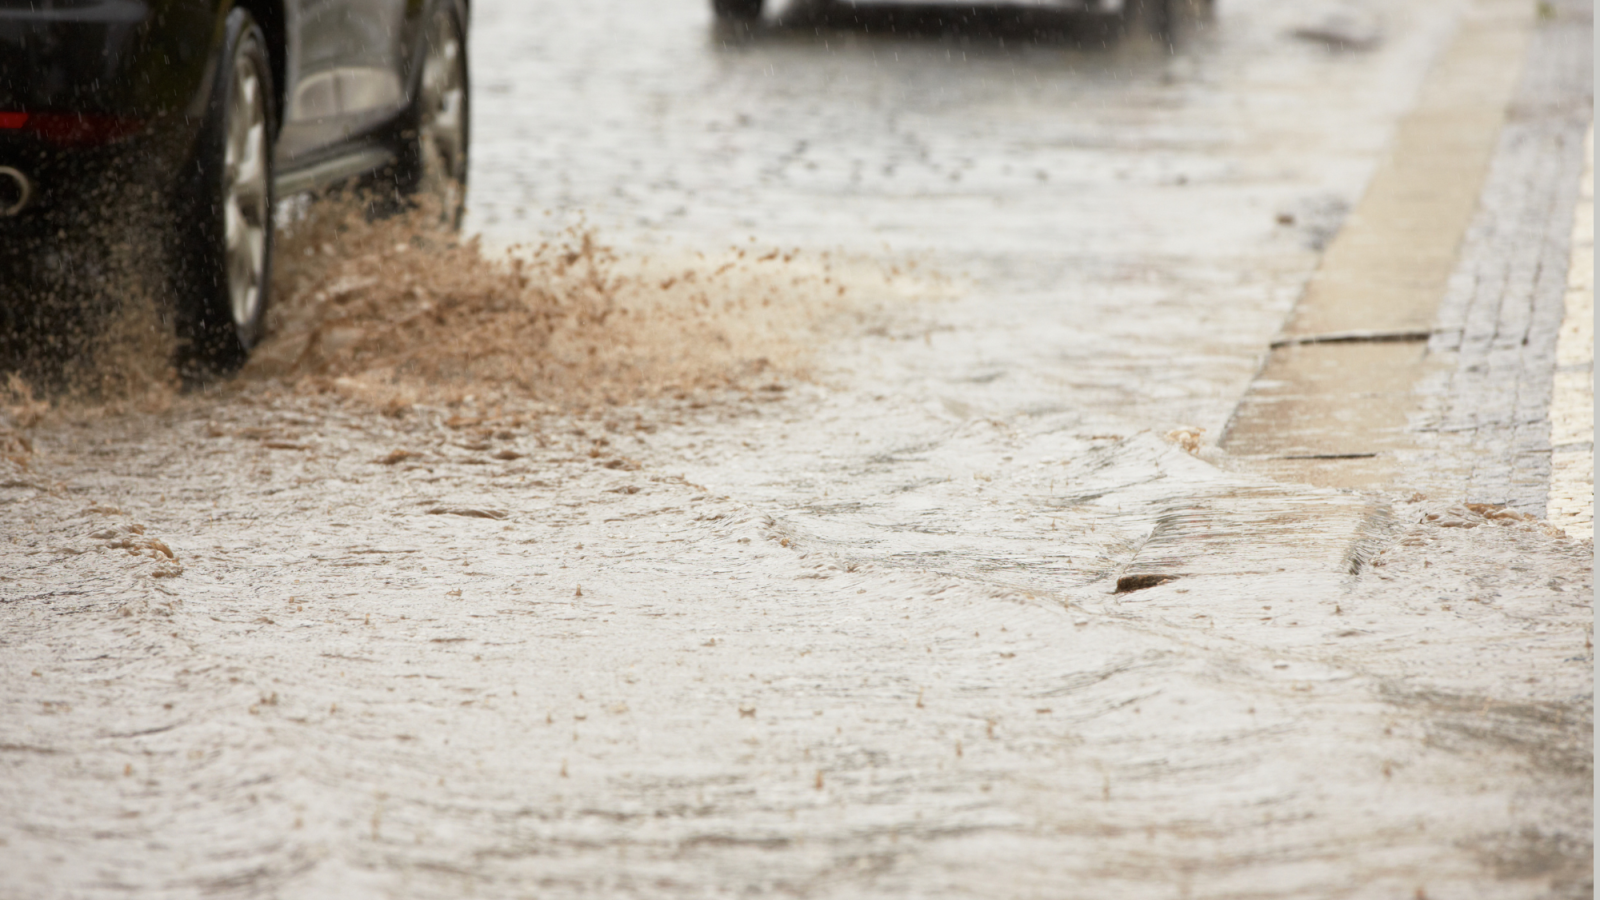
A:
[
  {"left": 710, "top": 0, "right": 1176, "bottom": 39},
  {"left": 0, "top": 0, "right": 470, "bottom": 374},
  {"left": 711, "top": 0, "right": 1122, "bottom": 22}
]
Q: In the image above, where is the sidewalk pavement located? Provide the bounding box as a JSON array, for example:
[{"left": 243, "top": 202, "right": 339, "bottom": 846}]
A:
[
  {"left": 1419, "top": 0, "right": 1593, "bottom": 520},
  {"left": 1220, "top": 0, "right": 1593, "bottom": 532}
]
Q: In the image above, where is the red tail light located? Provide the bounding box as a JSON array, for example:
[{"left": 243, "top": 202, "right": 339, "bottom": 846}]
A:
[
  {"left": 0, "top": 111, "right": 144, "bottom": 146},
  {"left": 29, "top": 112, "right": 145, "bottom": 147}
]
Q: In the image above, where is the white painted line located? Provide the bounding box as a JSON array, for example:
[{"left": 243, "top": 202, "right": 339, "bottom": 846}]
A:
[{"left": 1546, "top": 122, "right": 1593, "bottom": 541}]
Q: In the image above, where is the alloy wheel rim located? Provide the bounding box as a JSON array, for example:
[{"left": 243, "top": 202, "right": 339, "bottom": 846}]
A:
[
  {"left": 417, "top": 10, "right": 467, "bottom": 223},
  {"left": 223, "top": 43, "right": 269, "bottom": 329}
]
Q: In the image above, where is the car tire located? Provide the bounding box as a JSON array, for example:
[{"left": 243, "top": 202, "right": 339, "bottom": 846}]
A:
[
  {"left": 174, "top": 7, "right": 275, "bottom": 377},
  {"left": 393, "top": 1, "right": 470, "bottom": 231},
  {"left": 712, "top": 0, "right": 764, "bottom": 23}
]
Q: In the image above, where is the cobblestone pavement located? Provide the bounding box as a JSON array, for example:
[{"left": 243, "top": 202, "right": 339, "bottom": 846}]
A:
[{"left": 1419, "top": 0, "right": 1593, "bottom": 516}]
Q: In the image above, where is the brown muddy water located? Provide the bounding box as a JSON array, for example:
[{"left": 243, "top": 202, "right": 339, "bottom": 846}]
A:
[{"left": 0, "top": 0, "right": 1591, "bottom": 896}]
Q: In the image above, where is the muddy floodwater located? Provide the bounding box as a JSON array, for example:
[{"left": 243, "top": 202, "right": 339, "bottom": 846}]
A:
[{"left": 0, "top": 0, "right": 1591, "bottom": 897}]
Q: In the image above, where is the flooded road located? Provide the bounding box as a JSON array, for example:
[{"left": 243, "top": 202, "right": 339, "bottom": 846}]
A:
[{"left": 0, "top": 0, "right": 1591, "bottom": 897}]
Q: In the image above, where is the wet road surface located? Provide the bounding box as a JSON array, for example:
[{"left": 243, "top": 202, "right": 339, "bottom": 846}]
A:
[{"left": 0, "top": 0, "right": 1592, "bottom": 896}]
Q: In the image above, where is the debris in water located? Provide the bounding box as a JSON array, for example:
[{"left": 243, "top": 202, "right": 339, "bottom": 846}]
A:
[
  {"left": 1116, "top": 573, "right": 1178, "bottom": 593},
  {"left": 426, "top": 507, "right": 509, "bottom": 520},
  {"left": 1164, "top": 426, "right": 1206, "bottom": 455},
  {"left": 1290, "top": 5, "right": 1382, "bottom": 50}
]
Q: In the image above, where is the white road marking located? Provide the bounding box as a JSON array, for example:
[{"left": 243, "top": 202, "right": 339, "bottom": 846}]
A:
[{"left": 1547, "top": 122, "right": 1593, "bottom": 541}]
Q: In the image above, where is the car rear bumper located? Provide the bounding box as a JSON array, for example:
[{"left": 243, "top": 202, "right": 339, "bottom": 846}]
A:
[
  {"left": 0, "top": 1, "right": 218, "bottom": 223},
  {"left": 0, "top": 120, "right": 197, "bottom": 223}
]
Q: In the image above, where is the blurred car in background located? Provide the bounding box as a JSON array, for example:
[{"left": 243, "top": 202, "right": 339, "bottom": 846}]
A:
[
  {"left": 0, "top": 0, "right": 471, "bottom": 374},
  {"left": 711, "top": 0, "right": 1176, "bottom": 33}
]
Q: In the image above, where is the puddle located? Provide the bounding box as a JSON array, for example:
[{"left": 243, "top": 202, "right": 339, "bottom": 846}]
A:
[{"left": 0, "top": 0, "right": 1590, "bottom": 895}]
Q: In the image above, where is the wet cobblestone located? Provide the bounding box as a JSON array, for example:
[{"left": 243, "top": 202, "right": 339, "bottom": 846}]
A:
[{"left": 1420, "top": 0, "right": 1593, "bottom": 516}]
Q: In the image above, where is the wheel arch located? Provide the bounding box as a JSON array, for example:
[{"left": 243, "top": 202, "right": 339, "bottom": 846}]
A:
[{"left": 229, "top": 0, "right": 287, "bottom": 133}]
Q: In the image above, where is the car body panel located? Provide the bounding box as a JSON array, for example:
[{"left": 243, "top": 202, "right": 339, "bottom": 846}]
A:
[
  {"left": 278, "top": 0, "right": 407, "bottom": 161},
  {"left": 0, "top": 0, "right": 465, "bottom": 208},
  {"left": 0, "top": 1, "right": 214, "bottom": 118}
]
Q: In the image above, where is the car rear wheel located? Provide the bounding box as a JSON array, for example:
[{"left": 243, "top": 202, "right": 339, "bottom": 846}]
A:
[
  {"left": 175, "top": 7, "right": 275, "bottom": 377},
  {"left": 712, "top": 0, "right": 764, "bottom": 23}
]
